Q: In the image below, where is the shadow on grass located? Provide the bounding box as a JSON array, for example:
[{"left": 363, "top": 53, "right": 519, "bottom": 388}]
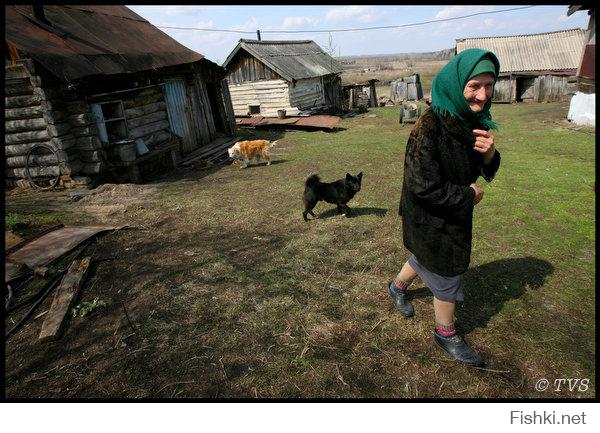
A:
[
  {"left": 317, "top": 206, "right": 388, "bottom": 219},
  {"left": 393, "top": 257, "right": 554, "bottom": 334},
  {"left": 458, "top": 256, "right": 554, "bottom": 334},
  {"left": 237, "top": 159, "right": 290, "bottom": 169}
]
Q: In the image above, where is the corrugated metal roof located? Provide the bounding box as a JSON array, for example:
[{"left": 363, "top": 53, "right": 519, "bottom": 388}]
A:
[
  {"left": 223, "top": 39, "right": 344, "bottom": 81},
  {"left": 5, "top": 5, "right": 210, "bottom": 83},
  {"left": 456, "top": 29, "right": 586, "bottom": 73}
]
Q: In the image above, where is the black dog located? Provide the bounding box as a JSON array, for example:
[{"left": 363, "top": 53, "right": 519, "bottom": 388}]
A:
[{"left": 303, "top": 172, "right": 363, "bottom": 221}]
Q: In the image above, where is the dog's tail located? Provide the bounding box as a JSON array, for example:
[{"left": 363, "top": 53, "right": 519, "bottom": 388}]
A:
[{"left": 305, "top": 173, "right": 320, "bottom": 188}]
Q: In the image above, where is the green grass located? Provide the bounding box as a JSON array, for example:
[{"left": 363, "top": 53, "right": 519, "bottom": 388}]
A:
[
  {"left": 5, "top": 212, "right": 19, "bottom": 230},
  {"left": 4, "top": 102, "right": 595, "bottom": 398}
]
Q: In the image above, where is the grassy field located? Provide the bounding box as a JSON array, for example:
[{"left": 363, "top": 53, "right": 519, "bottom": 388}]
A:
[
  {"left": 4, "top": 102, "right": 595, "bottom": 398},
  {"left": 342, "top": 59, "right": 448, "bottom": 98}
]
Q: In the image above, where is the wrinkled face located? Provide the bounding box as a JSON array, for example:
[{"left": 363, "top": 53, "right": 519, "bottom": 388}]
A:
[{"left": 463, "top": 73, "right": 495, "bottom": 113}]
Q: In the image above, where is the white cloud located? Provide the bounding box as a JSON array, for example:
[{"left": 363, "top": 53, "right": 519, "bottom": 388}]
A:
[
  {"left": 325, "top": 6, "right": 379, "bottom": 24},
  {"left": 164, "top": 6, "right": 187, "bottom": 16},
  {"left": 483, "top": 18, "right": 495, "bottom": 27},
  {"left": 434, "top": 5, "right": 496, "bottom": 19},
  {"left": 229, "top": 17, "right": 260, "bottom": 33},
  {"left": 281, "top": 16, "right": 319, "bottom": 29},
  {"left": 193, "top": 19, "right": 214, "bottom": 30},
  {"left": 558, "top": 13, "right": 578, "bottom": 23}
]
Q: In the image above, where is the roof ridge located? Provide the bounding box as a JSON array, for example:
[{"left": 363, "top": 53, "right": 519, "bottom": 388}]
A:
[
  {"left": 457, "top": 27, "right": 585, "bottom": 41},
  {"left": 240, "top": 39, "right": 314, "bottom": 44}
]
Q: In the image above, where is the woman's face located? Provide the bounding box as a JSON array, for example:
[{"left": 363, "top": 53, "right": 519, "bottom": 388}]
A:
[{"left": 463, "top": 73, "right": 495, "bottom": 113}]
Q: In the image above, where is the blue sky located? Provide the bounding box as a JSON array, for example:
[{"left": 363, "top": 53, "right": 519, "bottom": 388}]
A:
[{"left": 126, "top": 5, "right": 589, "bottom": 65}]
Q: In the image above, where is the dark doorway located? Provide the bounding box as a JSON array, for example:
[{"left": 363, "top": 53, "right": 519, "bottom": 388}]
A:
[{"left": 205, "top": 83, "right": 227, "bottom": 134}]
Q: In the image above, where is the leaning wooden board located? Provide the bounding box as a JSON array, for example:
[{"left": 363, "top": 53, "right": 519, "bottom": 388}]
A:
[
  {"left": 6, "top": 225, "right": 123, "bottom": 270},
  {"left": 38, "top": 257, "right": 91, "bottom": 342}
]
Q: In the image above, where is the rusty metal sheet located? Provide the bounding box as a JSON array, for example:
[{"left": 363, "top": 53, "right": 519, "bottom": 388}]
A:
[
  {"left": 236, "top": 115, "right": 340, "bottom": 130},
  {"left": 294, "top": 115, "right": 341, "bottom": 129},
  {"left": 5, "top": 5, "right": 208, "bottom": 83},
  {"left": 236, "top": 116, "right": 265, "bottom": 126},
  {"left": 6, "top": 226, "right": 124, "bottom": 270},
  {"left": 256, "top": 118, "right": 299, "bottom": 126}
]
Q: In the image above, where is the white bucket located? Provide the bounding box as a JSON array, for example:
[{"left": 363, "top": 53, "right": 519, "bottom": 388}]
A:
[{"left": 135, "top": 138, "right": 150, "bottom": 156}]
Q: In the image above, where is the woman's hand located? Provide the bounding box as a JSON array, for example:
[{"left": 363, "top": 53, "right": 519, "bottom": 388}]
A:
[
  {"left": 470, "top": 182, "right": 484, "bottom": 205},
  {"left": 473, "top": 129, "right": 495, "bottom": 165}
]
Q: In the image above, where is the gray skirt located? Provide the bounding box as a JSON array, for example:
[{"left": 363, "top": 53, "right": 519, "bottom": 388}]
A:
[{"left": 408, "top": 254, "right": 464, "bottom": 302}]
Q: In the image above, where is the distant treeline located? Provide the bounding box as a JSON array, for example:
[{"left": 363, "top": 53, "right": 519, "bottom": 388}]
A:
[{"left": 338, "top": 48, "right": 455, "bottom": 63}]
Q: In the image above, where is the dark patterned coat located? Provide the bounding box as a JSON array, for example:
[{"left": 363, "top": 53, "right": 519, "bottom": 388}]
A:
[{"left": 399, "top": 107, "right": 501, "bottom": 276}]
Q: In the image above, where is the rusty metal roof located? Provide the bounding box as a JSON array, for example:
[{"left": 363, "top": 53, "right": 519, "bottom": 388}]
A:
[
  {"left": 236, "top": 115, "right": 341, "bottom": 130},
  {"left": 223, "top": 39, "right": 344, "bottom": 81},
  {"left": 456, "top": 28, "right": 586, "bottom": 73},
  {"left": 5, "top": 5, "right": 207, "bottom": 83}
]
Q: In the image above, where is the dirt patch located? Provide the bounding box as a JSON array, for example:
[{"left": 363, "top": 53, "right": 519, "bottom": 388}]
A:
[{"left": 70, "top": 183, "right": 159, "bottom": 220}]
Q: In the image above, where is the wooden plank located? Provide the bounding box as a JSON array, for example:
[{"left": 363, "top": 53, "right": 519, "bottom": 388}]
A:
[
  {"left": 6, "top": 226, "right": 121, "bottom": 269},
  {"left": 196, "top": 77, "right": 216, "bottom": 140},
  {"left": 110, "top": 140, "right": 180, "bottom": 167},
  {"left": 124, "top": 101, "right": 167, "bottom": 119},
  {"left": 126, "top": 110, "right": 167, "bottom": 130},
  {"left": 129, "top": 119, "right": 170, "bottom": 140},
  {"left": 221, "top": 79, "right": 236, "bottom": 133},
  {"left": 38, "top": 257, "right": 91, "bottom": 342},
  {"left": 180, "top": 136, "right": 241, "bottom": 166},
  {"left": 189, "top": 78, "right": 211, "bottom": 147}
]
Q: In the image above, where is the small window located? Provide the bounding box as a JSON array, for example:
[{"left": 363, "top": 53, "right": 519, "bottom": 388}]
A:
[
  {"left": 91, "top": 100, "right": 129, "bottom": 145},
  {"left": 248, "top": 105, "right": 261, "bottom": 115}
]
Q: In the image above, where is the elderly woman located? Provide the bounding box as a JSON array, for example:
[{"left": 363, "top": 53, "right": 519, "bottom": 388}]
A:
[{"left": 388, "top": 48, "right": 501, "bottom": 367}]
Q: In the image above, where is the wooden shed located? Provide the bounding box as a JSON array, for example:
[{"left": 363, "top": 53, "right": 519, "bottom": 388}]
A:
[
  {"left": 222, "top": 39, "right": 344, "bottom": 117},
  {"left": 5, "top": 5, "right": 236, "bottom": 186},
  {"left": 390, "top": 74, "right": 424, "bottom": 102},
  {"left": 341, "top": 79, "right": 379, "bottom": 110},
  {"left": 456, "top": 29, "right": 586, "bottom": 103}
]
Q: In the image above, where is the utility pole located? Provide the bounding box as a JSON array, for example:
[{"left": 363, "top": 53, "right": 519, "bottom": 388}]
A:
[{"left": 256, "top": 30, "right": 261, "bottom": 41}]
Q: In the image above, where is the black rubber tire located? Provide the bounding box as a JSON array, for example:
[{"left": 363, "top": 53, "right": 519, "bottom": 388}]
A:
[{"left": 25, "top": 143, "right": 60, "bottom": 190}]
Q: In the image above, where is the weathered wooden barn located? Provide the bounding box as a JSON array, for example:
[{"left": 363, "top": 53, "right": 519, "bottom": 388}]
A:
[
  {"left": 222, "top": 39, "right": 345, "bottom": 117},
  {"left": 5, "top": 5, "right": 236, "bottom": 186},
  {"left": 390, "top": 74, "right": 424, "bottom": 102},
  {"left": 456, "top": 28, "right": 586, "bottom": 103}
]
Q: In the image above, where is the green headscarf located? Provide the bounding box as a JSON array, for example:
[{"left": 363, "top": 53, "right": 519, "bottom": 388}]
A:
[{"left": 431, "top": 48, "right": 500, "bottom": 130}]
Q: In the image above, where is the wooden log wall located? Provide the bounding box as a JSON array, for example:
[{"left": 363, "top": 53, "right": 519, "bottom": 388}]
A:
[
  {"left": 6, "top": 61, "right": 230, "bottom": 184},
  {"left": 5, "top": 60, "right": 84, "bottom": 183},
  {"left": 228, "top": 79, "right": 299, "bottom": 117}
]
